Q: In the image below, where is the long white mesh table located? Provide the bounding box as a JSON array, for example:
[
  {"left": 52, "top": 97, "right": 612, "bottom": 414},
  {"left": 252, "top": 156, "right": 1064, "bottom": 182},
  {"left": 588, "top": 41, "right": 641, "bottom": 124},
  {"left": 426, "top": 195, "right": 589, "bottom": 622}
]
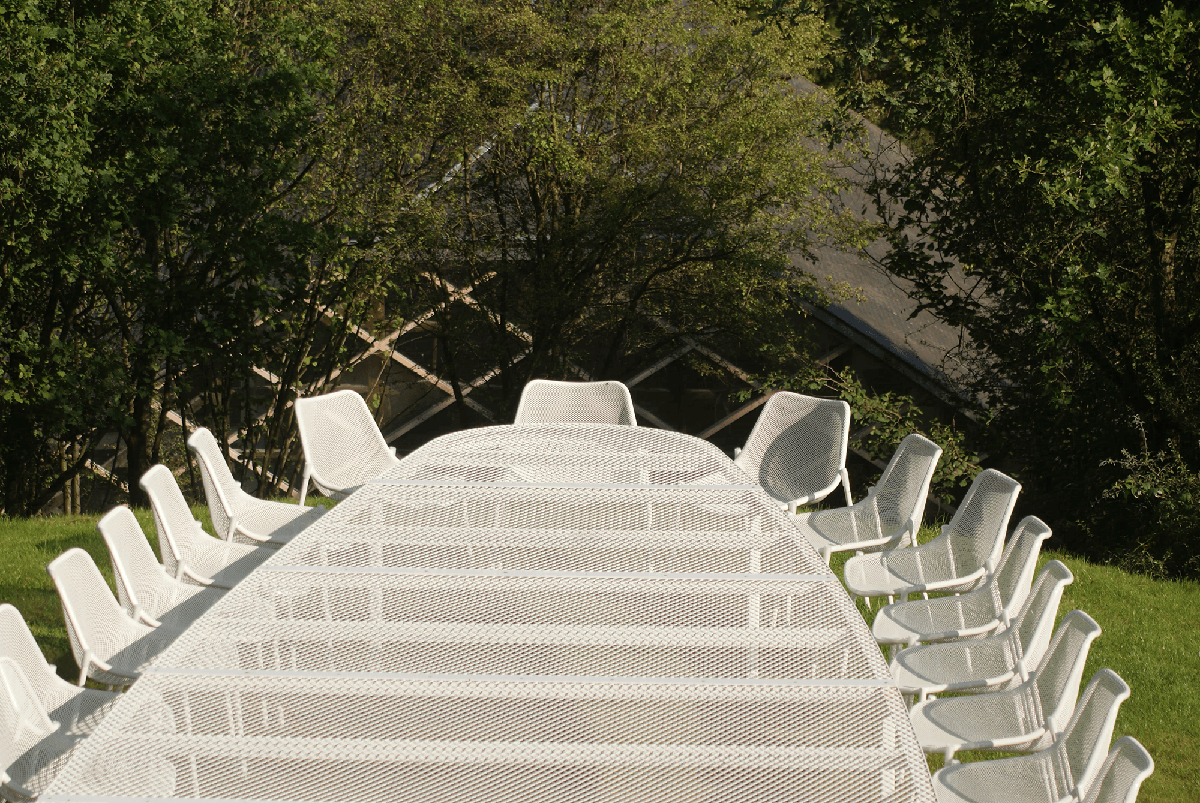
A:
[{"left": 44, "top": 425, "right": 935, "bottom": 803}]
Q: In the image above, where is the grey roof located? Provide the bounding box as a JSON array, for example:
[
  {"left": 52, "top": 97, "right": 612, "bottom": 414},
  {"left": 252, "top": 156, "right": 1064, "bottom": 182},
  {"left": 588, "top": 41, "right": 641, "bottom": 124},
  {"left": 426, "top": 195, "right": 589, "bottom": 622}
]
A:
[{"left": 789, "top": 79, "right": 972, "bottom": 402}]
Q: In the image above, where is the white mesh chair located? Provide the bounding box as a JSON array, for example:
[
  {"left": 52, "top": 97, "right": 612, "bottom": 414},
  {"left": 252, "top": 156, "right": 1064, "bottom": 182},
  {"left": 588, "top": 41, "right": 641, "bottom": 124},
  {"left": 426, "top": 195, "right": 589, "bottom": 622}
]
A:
[
  {"left": 873, "top": 515, "right": 1052, "bottom": 649},
  {"left": 843, "top": 468, "right": 1021, "bottom": 604},
  {"left": 891, "top": 560, "right": 1074, "bottom": 701},
  {"left": 140, "top": 465, "right": 269, "bottom": 589},
  {"left": 0, "top": 606, "right": 118, "bottom": 739},
  {"left": 1081, "top": 736, "right": 1154, "bottom": 803},
  {"left": 793, "top": 433, "right": 941, "bottom": 563},
  {"left": 0, "top": 657, "right": 81, "bottom": 801},
  {"left": 513, "top": 379, "right": 637, "bottom": 426},
  {"left": 733, "top": 392, "right": 852, "bottom": 513},
  {"left": 294, "top": 389, "right": 401, "bottom": 504},
  {"left": 46, "top": 549, "right": 184, "bottom": 687},
  {"left": 910, "top": 610, "right": 1102, "bottom": 762},
  {"left": 98, "top": 507, "right": 226, "bottom": 629},
  {"left": 187, "top": 428, "right": 326, "bottom": 547},
  {"left": 932, "top": 669, "right": 1131, "bottom": 803}
]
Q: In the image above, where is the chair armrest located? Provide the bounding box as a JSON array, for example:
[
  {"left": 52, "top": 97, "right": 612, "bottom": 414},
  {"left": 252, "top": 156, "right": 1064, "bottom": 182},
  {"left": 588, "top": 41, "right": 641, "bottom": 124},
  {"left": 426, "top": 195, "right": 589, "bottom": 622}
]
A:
[{"left": 897, "top": 565, "right": 988, "bottom": 597}]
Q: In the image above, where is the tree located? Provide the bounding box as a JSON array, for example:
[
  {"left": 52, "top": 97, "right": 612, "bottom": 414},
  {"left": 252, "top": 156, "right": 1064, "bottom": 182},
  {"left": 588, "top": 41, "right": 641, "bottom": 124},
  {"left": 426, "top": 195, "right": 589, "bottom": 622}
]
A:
[
  {"left": 376, "top": 0, "right": 869, "bottom": 418},
  {"left": 0, "top": 0, "right": 343, "bottom": 513},
  {"left": 828, "top": 0, "right": 1200, "bottom": 575}
]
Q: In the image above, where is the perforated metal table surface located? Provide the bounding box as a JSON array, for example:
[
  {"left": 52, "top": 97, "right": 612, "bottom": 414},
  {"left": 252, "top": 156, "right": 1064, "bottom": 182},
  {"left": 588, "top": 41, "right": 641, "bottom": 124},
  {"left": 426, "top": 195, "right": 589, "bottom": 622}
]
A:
[{"left": 44, "top": 425, "right": 935, "bottom": 803}]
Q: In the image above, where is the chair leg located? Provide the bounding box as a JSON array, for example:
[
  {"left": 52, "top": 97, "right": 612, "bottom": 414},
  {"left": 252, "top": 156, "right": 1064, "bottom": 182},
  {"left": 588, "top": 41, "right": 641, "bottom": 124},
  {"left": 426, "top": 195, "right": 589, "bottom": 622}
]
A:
[{"left": 298, "top": 464, "right": 311, "bottom": 506}]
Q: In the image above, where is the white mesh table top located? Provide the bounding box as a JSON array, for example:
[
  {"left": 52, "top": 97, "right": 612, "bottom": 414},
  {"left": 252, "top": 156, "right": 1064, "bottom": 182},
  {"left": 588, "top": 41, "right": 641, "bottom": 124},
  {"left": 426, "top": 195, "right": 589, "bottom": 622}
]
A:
[
  {"left": 385, "top": 424, "right": 755, "bottom": 487},
  {"left": 43, "top": 426, "right": 935, "bottom": 803}
]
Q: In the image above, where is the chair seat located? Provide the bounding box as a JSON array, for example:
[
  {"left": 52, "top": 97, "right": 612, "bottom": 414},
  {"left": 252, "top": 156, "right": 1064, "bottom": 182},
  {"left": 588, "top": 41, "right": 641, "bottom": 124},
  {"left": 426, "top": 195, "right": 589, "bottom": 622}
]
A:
[
  {"left": 844, "top": 540, "right": 975, "bottom": 598},
  {"left": 229, "top": 499, "right": 326, "bottom": 546},
  {"left": 889, "top": 561, "right": 1074, "bottom": 701},
  {"left": 793, "top": 500, "right": 901, "bottom": 559},
  {"left": 47, "top": 688, "right": 121, "bottom": 738},
  {"left": 910, "top": 691, "right": 1049, "bottom": 755},
  {"left": 872, "top": 586, "right": 1002, "bottom": 645},
  {"left": 872, "top": 517, "right": 1052, "bottom": 647},
  {"left": 892, "top": 636, "right": 1023, "bottom": 696},
  {"left": 98, "top": 625, "right": 187, "bottom": 683},
  {"left": 141, "top": 583, "right": 226, "bottom": 629}
]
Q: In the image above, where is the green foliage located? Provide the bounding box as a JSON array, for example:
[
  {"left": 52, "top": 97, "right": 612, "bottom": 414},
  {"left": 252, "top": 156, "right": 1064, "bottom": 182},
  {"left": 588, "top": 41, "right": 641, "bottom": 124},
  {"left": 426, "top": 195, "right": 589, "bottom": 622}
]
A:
[
  {"left": 1101, "top": 427, "right": 1200, "bottom": 578},
  {"left": 382, "top": 0, "right": 871, "bottom": 412},
  {"left": 823, "top": 0, "right": 1200, "bottom": 575},
  {"left": 0, "top": 0, "right": 346, "bottom": 513},
  {"left": 824, "top": 369, "right": 978, "bottom": 505}
]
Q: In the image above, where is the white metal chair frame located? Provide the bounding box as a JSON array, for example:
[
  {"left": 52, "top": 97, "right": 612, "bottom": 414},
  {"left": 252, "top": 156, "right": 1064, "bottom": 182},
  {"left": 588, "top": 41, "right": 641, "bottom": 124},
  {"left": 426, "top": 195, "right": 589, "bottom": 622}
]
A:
[
  {"left": 294, "top": 389, "right": 401, "bottom": 505},
  {"left": 932, "top": 669, "right": 1131, "bottom": 803},
  {"left": 794, "top": 432, "right": 941, "bottom": 564},
  {"left": 909, "top": 609, "right": 1102, "bottom": 762},
  {"left": 734, "top": 391, "right": 853, "bottom": 513},
  {"left": 872, "top": 515, "right": 1052, "bottom": 649},
  {"left": 140, "top": 464, "right": 266, "bottom": 589},
  {"left": 1081, "top": 736, "right": 1154, "bottom": 803},
  {"left": 98, "top": 507, "right": 225, "bottom": 629},
  {"left": 187, "top": 428, "right": 325, "bottom": 547},
  {"left": 0, "top": 657, "right": 80, "bottom": 802},
  {"left": 0, "top": 606, "right": 118, "bottom": 742},
  {"left": 513, "top": 379, "right": 637, "bottom": 426},
  {"left": 890, "top": 560, "right": 1075, "bottom": 702},
  {"left": 46, "top": 549, "right": 181, "bottom": 688},
  {"left": 844, "top": 467, "right": 1021, "bottom": 604}
]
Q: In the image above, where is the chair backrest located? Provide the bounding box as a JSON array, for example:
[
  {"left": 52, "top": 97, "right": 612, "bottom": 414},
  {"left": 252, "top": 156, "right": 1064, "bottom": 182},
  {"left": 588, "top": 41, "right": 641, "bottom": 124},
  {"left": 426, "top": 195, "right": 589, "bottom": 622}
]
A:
[
  {"left": 874, "top": 433, "right": 942, "bottom": 540},
  {"left": 1028, "top": 610, "right": 1102, "bottom": 739},
  {"left": 1011, "top": 560, "right": 1074, "bottom": 675},
  {"left": 992, "top": 516, "right": 1053, "bottom": 625},
  {"left": 0, "top": 657, "right": 56, "bottom": 778},
  {"left": 1081, "top": 736, "right": 1154, "bottom": 803},
  {"left": 98, "top": 506, "right": 168, "bottom": 622},
  {"left": 140, "top": 464, "right": 200, "bottom": 580},
  {"left": 0, "top": 606, "right": 61, "bottom": 712},
  {"left": 944, "top": 468, "right": 1021, "bottom": 577},
  {"left": 295, "top": 389, "right": 396, "bottom": 493},
  {"left": 46, "top": 549, "right": 134, "bottom": 670},
  {"left": 734, "top": 392, "right": 850, "bottom": 505},
  {"left": 513, "top": 380, "right": 637, "bottom": 426},
  {"left": 187, "top": 427, "right": 241, "bottom": 538},
  {"left": 1060, "top": 669, "right": 1131, "bottom": 799}
]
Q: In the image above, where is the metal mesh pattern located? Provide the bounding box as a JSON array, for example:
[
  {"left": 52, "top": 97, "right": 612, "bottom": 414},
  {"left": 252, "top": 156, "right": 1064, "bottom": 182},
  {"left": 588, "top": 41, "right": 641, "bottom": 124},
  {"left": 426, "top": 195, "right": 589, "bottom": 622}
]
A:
[
  {"left": 734, "top": 392, "right": 851, "bottom": 509},
  {"left": 872, "top": 516, "right": 1052, "bottom": 646},
  {"left": 48, "top": 674, "right": 931, "bottom": 803},
  {"left": 44, "top": 425, "right": 934, "bottom": 803},
  {"left": 1081, "top": 736, "right": 1154, "bottom": 803},
  {"left": 795, "top": 434, "right": 941, "bottom": 560},
  {"left": 47, "top": 549, "right": 186, "bottom": 686},
  {"left": 931, "top": 670, "right": 1129, "bottom": 803},
  {"left": 0, "top": 605, "right": 119, "bottom": 739},
  {"left": 295, "top": 390, "right": 399, "bottom": 498},
  {"left": 890, "top": 561, "right": 1074, "bottom": 698},
  {"left": 513, "top": 380, "right": 637, "bottom": 426},
  {"left": 388, "top": 424, "right": 752, "bottom": 487},
  {"left": 0, "top": 657, "right": 82, "bottom": 799},
  {"left": 844, "top": 469, "right": 1020, "bottom": 599},
  {"left": 141, "top": 465, "right": 271, "bottom": 588},
  {"left": 908, "top": 611, "right": 1100, "bottom": 758},
  {"left": 188, "top": 428, "right": 326, "bottom": 546},
  {"left": 149, "top": 572, "right": 887, "bottom": 682},
  {"left": 99, "top": 507, "right": 226, "bottom": 629},
  {"left": 266, "top": 483, "right": 829, "bottom": 577}
]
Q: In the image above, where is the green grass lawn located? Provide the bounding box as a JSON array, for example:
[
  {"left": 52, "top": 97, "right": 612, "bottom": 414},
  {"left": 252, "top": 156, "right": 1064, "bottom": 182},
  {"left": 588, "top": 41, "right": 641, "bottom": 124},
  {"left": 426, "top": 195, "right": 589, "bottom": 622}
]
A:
[{"left": 0, "top": 511, "right": 1195, "bottom": 800}]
